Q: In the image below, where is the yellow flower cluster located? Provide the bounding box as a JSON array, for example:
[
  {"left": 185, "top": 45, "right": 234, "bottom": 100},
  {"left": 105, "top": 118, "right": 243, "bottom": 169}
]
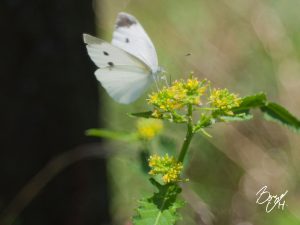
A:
[
  {"left": 209, "top": 88, "right": 241, "bottom": 115},
  {"left": 136, "top": 118, "right": 163, "bottom": 140},
  {"left": 148, "top": 154, "right": 183, "bottom": 184},
  {"left": 148, "top": 77, "right": 208, "bottom": 113}
]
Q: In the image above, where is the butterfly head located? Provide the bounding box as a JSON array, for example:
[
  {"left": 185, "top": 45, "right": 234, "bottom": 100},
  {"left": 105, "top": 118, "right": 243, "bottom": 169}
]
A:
[
  {"left": 152, "top": 66, "right": 166, "bottom": 78},
  {"left": 156, "top": 66, "right": 166, "bottom": 74}
]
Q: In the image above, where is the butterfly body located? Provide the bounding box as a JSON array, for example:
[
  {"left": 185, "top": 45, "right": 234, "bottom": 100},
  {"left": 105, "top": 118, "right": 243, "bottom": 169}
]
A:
[{"left": 83, "top": 12, "right": 159, "bottom": 104}]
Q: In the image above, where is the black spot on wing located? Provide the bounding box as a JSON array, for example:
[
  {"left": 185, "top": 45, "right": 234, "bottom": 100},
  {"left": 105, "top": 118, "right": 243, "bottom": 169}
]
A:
[
  {"left": 103, "top": 51, "right": 109, "bottom": 56},
  {"left": 125, "top": 38, "right": 130, "bottom": 43},
  {"left": 116, "top": 13, "right": 137, "bottom": 28},
  {"left": 108, "top": 62, "right": 114, "bottom": 67}
]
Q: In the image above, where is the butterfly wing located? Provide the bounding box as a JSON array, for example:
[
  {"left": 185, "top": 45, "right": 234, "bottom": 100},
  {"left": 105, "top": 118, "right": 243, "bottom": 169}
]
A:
[
  {"left": 83, "top": 33, "right": 152, "bottom": 104},
  {"left": 95, "top": 67, "right": 152, "bottom": 104},
  {"left": 111, "top": 12, "right": 159, "bottom": 73},
  {"left": 84, "top": 33, "right": 146, "bottom": 69}
]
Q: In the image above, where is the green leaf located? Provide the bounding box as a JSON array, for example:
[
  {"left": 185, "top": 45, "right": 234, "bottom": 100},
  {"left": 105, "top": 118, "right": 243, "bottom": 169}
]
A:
[
  {"left": 129, "top": 111, "right": 154, "bottom": 118},
  {"left": 260, "top": 102, "right": 300, "bottom": 132},
  {"left": 85, "top": 128, "right": 138, "bottom": 141},
  {"left": 232, "top": 92, "right": 267, "bottom": 113},
  {"left": 220, "top": 113, "right": 253, "bottom": 122},
  {"left": 129, "top": 111, "right": 187, "bottom": 123},
  {"left": 133, "top": 178, "right": 184, "bottom": 225}
]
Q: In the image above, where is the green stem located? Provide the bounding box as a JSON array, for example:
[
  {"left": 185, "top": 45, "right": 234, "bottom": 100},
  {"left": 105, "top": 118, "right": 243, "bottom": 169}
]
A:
[{"left": 177, "top": 104, "right": 194, "bottom": 163}]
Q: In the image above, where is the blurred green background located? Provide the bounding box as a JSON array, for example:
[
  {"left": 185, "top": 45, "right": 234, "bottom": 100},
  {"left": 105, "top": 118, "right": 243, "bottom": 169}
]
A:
[{"left": 93, "top": 1, "right": 300, "bottom": 225}]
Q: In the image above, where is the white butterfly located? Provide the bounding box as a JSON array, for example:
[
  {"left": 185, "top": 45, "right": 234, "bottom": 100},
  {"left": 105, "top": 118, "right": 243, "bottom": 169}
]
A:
[{"left": 83, "top": 12, "right": 160, "bottom": 104}]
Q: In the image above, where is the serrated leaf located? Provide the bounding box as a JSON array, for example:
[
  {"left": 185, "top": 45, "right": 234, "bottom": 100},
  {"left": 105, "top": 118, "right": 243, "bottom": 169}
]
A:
[
  {"left": 85, "top": 128, "right": 138, "bottom": 141},
  {"left": 232, "top": 92, "right": 267, "bottom": 113},
  {"left": 260, "top": 102, "right": 300, "bottom": 132},
  {"left": 129, "top": 111, "right": 154, "bottom": 118},
  {"left": 220, "top": 113, "right": 253, "bottom": 122},
  {"left": 134, "top": 199, "right": 183, "bottom": 225},
  {"left": 133, "top": 179, "right": 184, "bottom": 225}
]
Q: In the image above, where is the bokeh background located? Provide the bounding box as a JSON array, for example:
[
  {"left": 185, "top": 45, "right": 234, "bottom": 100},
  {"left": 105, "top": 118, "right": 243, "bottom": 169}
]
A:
[
  {"left": 95, "top": 0, "right": 300, "bottom": 225},
  {"left": 1, "top": 0, "right": 300, "bottom": 225}
]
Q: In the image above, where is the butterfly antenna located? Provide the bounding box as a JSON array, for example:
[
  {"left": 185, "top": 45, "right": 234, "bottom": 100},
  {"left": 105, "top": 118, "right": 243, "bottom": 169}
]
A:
[
  {"left": 161, "top": 75, "right": 169, "bottom": 88},
  {"left": 153, "top": 73, "right": 160, "bottom": 91},
  {"left": 158, "top": 67, "right": 170, "bottom": 88}
]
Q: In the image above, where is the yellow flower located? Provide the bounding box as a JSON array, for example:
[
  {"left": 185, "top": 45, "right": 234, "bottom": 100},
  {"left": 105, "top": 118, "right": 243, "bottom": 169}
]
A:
[
  {"left": 148, "top": 154, "right": 184, "bottom": 184},
  {"left": 147, "top": 76, "right": 208, "bottom": 113},
  {"left": 209, "top": 88, "right": 241, "bottom": 114},
  {"left": 136, "top": 118, "right": 163, "bottom": 140},
  {"left": 148, "top": 93, "right": 159, "bottom": 104},
  {"left": 186, "top": 78, "right": 199, "bottom": 91}
]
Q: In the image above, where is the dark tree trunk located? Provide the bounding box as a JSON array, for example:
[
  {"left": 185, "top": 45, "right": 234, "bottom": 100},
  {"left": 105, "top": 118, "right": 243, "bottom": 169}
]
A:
[{"left": 0, "top": 0, "right": 110, "bottom": 224}]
